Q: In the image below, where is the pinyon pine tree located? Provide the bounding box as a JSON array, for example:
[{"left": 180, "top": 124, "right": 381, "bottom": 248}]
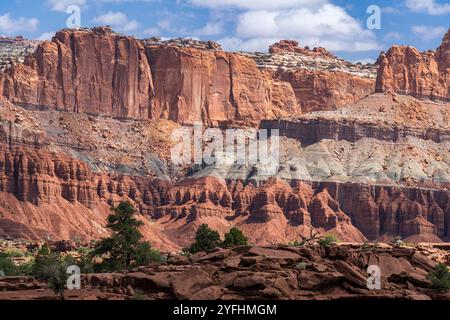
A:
[{"left": 93, "top": 201, "right": 161, "bottom": 271}]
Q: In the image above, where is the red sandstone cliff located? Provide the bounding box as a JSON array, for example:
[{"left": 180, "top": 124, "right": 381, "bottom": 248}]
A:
[
  {"left": 146, "top": 45, "right": 299, "bottom": 125},
  {"left": 262, "top": 40, "right": 376, "bottom": 112},
  {"left": 274, "top": 69, "right": 375, "bottom": 112},
  {"left": 0, "top": 27, "right": 154, "bottom": 118},
  {"left": 376, "top": 28, "right": 450, "bottom": 101},
  {"left": 0, "top": 27, "right": 300, "bottom": 125}
]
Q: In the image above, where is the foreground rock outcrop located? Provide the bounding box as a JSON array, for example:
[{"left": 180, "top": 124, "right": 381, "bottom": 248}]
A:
[
  {"left": 376, "top": 28, "right": 450, "bottom": 101},
  {"left": 0, "top": 244, "right": 449, "bottom": 300}
]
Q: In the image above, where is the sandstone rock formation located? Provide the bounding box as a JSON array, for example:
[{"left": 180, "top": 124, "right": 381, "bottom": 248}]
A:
[
  {"left": 1, "top": 243, "right": 449, "bottom": 300},
  {"left": 274, "top": 69, "right": 375, "bottom": 112},
  {"left": 376, "top": 28, "right": 450, "bottom": 101},
  {"left": 0, "top": 28, "right": 448, "bottom": 250},
  {"left": 269, "top": 40, "right": 335, "bottom": 58},
  {"left": 146, "top": 45, "right": 299, "bottom": 125},
  {"left": 252, "top": 40, "right": 377, "bottom": 112},
  {"left": 0, "top": 27, "right": 301, "bottom": 126}
]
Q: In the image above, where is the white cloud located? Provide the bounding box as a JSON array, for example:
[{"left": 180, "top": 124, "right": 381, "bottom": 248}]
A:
[
  {"left": 0, "top": 13, "right": 39, "bottom": 35},
  {"left": 192, "top": 21, "right": 224, "bottom": 36},
  {"left": 384, "top": 32, "right": 402, "bottom": 41},
  {"left": 143, "top": 27, "right": 161, "bottom": 36},
  {"left": 37, "top": 31, "right": 55, "bottom": 41},
  {"left": 218, "top": 4, "right": 380, "bottom": 53},
  {"left": 405, "top": 0, "right": 450, "bottom": 15},
  {"left": 190, "top": 0, "right": 327, "bottom": 10},
  {"left": 46, "top": 0, "right": 86, "bottom": 12},
  {"left": 353, "top": 58, "right": 376, "bottom": 65},
  {"left": 412, "top": 25, "right": 447, "bottom": 40},
  {"left": 381, "top": 6, "right": 401, "bottom": 14},
  {"left": 93, "top": 11, "right": 140, "bottom": 32}
]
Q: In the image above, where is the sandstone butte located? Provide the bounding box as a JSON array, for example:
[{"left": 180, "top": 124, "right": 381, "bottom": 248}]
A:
[
  {"left": 0, "top": 27, "right": 448, "bottom": 252},
  {"left": 376, "top": 29, "right": 450, "bottom": 102}
]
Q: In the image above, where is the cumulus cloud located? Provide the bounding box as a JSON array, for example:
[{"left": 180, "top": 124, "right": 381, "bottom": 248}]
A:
[
  {"left": 217, "top": 4, "right": 380, "bottom": 53},
  {"left": 384, "top": 32, "right": 402, "bottom": 41},
  {"left": 46, "top": 0, "right": 86, "bottom": 12},
  {"left": 143, "top": 27, "right": 161, "bottom": 36},
  {"left": 405, "top": 0, "right": 450, "bottom": 15},
  {"left": 190, "top": 0, "right": 327, "bottom": 10},
  {"left": 353, "top": 58, "right": 376, "bottom": 65},
  {"left": 93, "top": 11, "right": 140, "bottom": 32},
  {"left": 412, "top": 25, "right": 447, "bottom": 40},
  {"left": 0, "top": 13, "right": 39, "bottom": 35},
  {"left": 192, "top": 22, "right": 224, "bottom": 36},
  {"left": 37, "top": 31, "right": 56, "bottom": 41}
]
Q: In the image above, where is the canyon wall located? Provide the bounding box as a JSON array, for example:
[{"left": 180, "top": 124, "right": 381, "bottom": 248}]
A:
[
  {"left": 261, "top": 118, "right": 450, "bottom": 146},
  {"left": 376, "top": 28, "right": 450, "bottom": 101},
  {"left": 0, "top": 130, "right": 447, "bottom": 245},
  {"left": 0, "top": 28, "right": 382, "bottom": 125},
  {"left": 0, "top": 27, "right": 301, "bottom": 126}
]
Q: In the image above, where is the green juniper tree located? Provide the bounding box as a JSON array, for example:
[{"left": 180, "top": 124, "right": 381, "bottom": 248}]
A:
[
  {"left": 186, "top": 224, "right": 221, "bottom": 254},
  {"left": 427, "top": 263, "right": 450, "bottom": 292},
  {"left": 222, "top": 227, "right": 248, "bottom": 248},
  {"left": 92, "top": 201, "right": 161, "bottom": 271}
]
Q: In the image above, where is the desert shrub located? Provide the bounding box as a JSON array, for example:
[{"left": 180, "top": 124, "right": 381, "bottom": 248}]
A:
[
  {"left": 186, "top": 224, "right": 221, "bottom": 254},
  {"left": 0, "top": 252, "right": 17, "bottom": 276},
  {"left": 3, "top": 248, "right": 26, "bottom": 258},
  {"left": 130, "top": 289, "right": 147, "bottom": 300},
  {"left": 296, "top": 262, "right": 307, "bottom": 270},
  {"left": 318, "top": 234, "right": 338, "bottom": 247},
  {"left": 427, "top": 263, "right": 450, "bottom": 292},
  {"left": 92, "top": 202, "right": 162, "bottom": 271},
  {"left": 222, "top": 227, "right": 248, "bottom": 248},
  {"left": 32, "top": 246, "right": 72, "bottom": 300}
]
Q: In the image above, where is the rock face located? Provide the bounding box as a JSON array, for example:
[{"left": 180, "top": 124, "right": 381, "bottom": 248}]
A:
[
  {"left": 274, "top": 69, "right": 376, "bottom": 112},
  {"left": 269, "top": 40, "right": 335, "bottom": 58},
  {"left": 146, "top": 45, "right": 299, "bottom": 125},
  {"left": 1, "top": 244, "right": 449, "bottom": 300},
  {"left": 1, "top": 27, "right": 154, "bottom": 118},
  {"left": 0, "top": 27, "right": 301, "bottom": 125},
  {"left": 376, "top": 28, "right": 450, "bottom": 101},
  {"left": 252, "top": 40, "right": 377, "bottom": 112},
  {"left": 0, "top": 28, "right": 448, "bottom": 250},
  {"left": 261, "top": 117, "right": 450, "bottom": 146}
]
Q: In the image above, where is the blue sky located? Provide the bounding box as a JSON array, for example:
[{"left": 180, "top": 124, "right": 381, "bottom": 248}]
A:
[{"left": 1, "top": 0, "right": 449, "bottom": 62}]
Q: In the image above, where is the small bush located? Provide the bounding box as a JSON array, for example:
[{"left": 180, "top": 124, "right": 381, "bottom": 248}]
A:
[
  {"left": 3, "top": 248, "right": 27, "bottom": 258},
  {"left": 133, "top": 242, "right": 163, "bottom": 266},
  {"left": 0, "top": 252, "right": 17, "bottom": 276},
  {"left": 318, "top": 234, "right": 338, "bottom": 247},
  {"left": 32, "top": 246, "right": 71, "bottom": 300},
  {"left": 186, "top": 224, "right": 221, "bottom": 254},
  {"left": 130, "top": 289, "right": 147, "bottom": 300},
  {"left": 222, "top": 227, "right": 248, "bottom": 248},
  {"left": 427, "top": 263, "right": 450, "bottom": 292},
  {"left": 296, "top": 262, "right": 307, "bottom": 270},
  {"left": 359, "top": 242, "right": 374, "bottom": 252}
]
